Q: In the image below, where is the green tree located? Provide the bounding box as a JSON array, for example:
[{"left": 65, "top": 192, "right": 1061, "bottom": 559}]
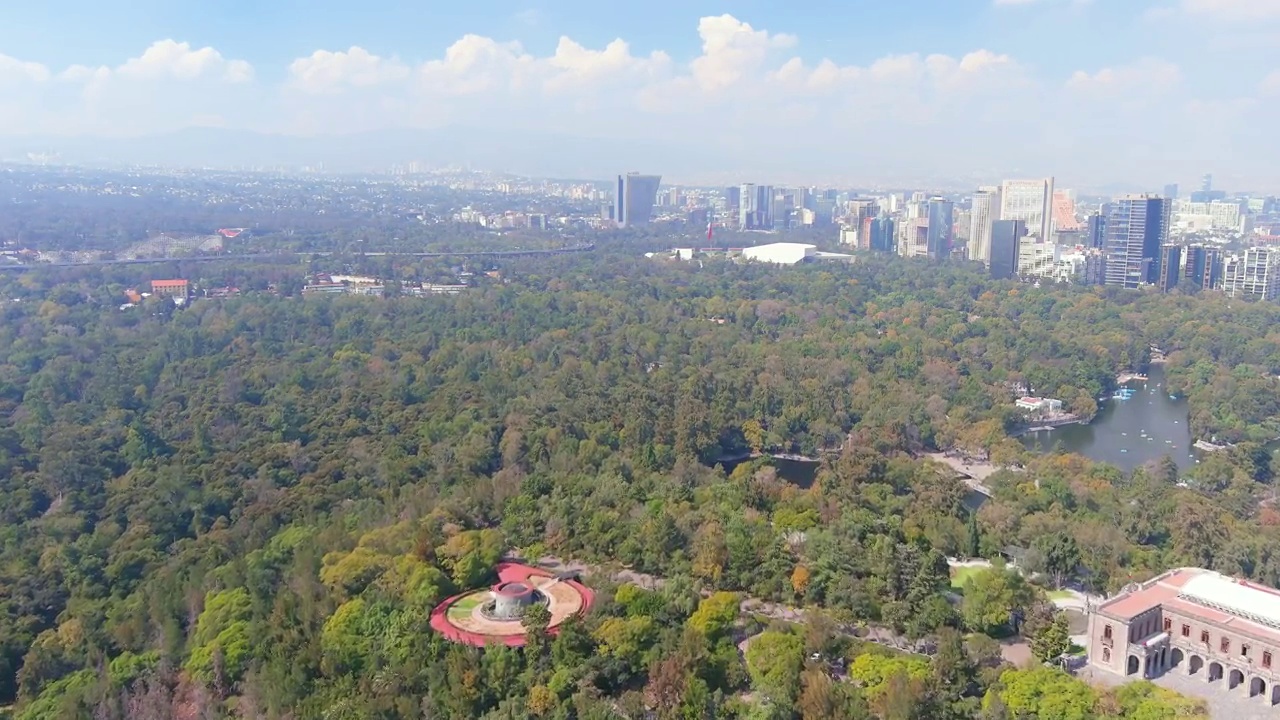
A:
[
  {"left": 744, "top": 631, "right": 803, "bottom": 709},
  {"left": 686, "top": 592, "right": 739, "bottom": 640},
  {"left": 1028, "top": 610, "right": 1072, "bottom": 664},
  {"left": 961, "top": 566, "right": 1033, "bottom": 635},
  {"left": 989, "top": 667, "right": 1096, "bottom": 720},
  {"left": 966, "top": 514, "right": 981, "bottom": 559},
  {"left": 1033, "top": 532, "right": 1081, "bottom": 588},
  {"left": 185, "top": 588, "right": 254, "bottom": 690}
]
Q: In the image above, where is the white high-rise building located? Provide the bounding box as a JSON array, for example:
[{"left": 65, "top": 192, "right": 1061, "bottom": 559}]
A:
[
  {"left": 1223, "top": 248, "right": 1280, "bottom": 301},
  {"left": 1000, "top": 178, "right": 1055, "bottom": 243},
  {"left": 969, "top": 186, "right": 1001, "bottom": 264},
  {"left": 1018, "top": 240, "right": 1058, "bottom": 277},
  {"left": 1208, "top": 201, "right": 1242, "bottom": 231}
]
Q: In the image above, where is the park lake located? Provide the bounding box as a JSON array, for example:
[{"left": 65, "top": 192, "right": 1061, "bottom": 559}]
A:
[
  {"left": 724, "top": 363, "right": 1214, "bottom": 482},
  {"left": 1019, "top": 364, "right": 1201, "bottom": 473}
]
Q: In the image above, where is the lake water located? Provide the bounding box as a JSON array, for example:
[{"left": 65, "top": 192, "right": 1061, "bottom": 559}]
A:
[
  {"left": 717, "top": 455, "right": 821, "bottom": 487},
  {"left": 1019, "top": 364, "right": 1200, "bottom": 473}
]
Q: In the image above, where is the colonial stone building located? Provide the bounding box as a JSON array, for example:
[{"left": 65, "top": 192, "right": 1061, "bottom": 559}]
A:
[{"left": 1087, "top": 568, "right": 1280, "bottom": 707}]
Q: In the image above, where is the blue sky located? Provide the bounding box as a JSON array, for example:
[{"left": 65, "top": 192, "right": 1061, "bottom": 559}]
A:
[
  {"left": 0, "top": 0, "right": 1155, "bottom": 76},
  {"left": 0, "top": 0, "right": 1278, "bottom": 188}
]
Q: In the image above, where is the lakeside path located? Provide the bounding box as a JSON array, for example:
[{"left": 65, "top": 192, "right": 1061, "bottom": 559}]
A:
[{"left": 922, "top": 453, "right": 1014, "bottom": 483}]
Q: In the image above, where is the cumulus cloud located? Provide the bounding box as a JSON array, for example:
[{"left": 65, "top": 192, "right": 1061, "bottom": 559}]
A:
[
  {"left": 0, "top": 15, "right": 1276, "bottom": 185},
  {"left": 1181, "top": 0, "right": 1280, "bottom": 21},
  {"left": 288, "top": 47, "right": 409, "bottom": 93},
  {"left": 1066, "top": 58, "right": 1183, "bottom": 96},
  {"left": 63, "top": 40, "right": 253, "bottom": 85},
  {"left": 0, "top": 53, "right": 51, "bottom": 83}
]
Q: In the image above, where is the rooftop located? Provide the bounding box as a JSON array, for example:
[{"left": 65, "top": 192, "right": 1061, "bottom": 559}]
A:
[
  {"left": 1179, "top": 573, "right": 1280, "bottom": 631},
  {"left": 1096, "top": 568, "right": 1280, "bottom": 644}
]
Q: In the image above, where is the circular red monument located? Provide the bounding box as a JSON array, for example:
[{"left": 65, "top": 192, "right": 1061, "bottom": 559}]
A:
[{"left": 430, "top": 562, "right": 595, "bottom": 647}]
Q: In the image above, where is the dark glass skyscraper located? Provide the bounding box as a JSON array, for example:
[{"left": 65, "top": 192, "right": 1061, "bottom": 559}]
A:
[
  {"left": 870, "top": 217, "right": 895, "bottom": 252},
  {"left": 1103, "top": 195, "right": 1170, "bottom": 289},
  {"left": 1087, "top": 213, "right": 1106, "bottom": 249},
  {"left": 1157, "top": 245, "right": 1182, "bottom": 292},
  {"left": 613, "top": 173, "right": 662, "bottom": 228},
  {"left": 926, "top": 198, "right": 954, "bottom": 260},
  {"left": 990, "top": 220, "right": 1026, "bottom": 280},
  {"left": 1184, "top": 244, "right": 1223, "bottom": 290}
]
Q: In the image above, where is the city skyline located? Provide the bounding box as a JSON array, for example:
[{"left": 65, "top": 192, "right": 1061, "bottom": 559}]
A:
[{"left": 0, "top": 2, "right": 1278, "bottom": 189}]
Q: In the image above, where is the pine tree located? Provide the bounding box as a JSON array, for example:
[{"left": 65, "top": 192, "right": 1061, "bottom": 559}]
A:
[
  {"left": 966, "top": 514, "right": 981, "bottom": 559},
  {"left": 1029, "top": 612, "right": 1071, "bottom": 664}
]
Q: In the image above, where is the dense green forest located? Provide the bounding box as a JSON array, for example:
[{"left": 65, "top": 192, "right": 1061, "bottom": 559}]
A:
[{"left": 0, "top": 252, "right": 1277, "bottom": 718}]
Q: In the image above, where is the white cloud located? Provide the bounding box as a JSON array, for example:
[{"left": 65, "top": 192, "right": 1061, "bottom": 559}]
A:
[
  {"left": 113, "top": 40, "right": 253, "bottom": 82},
  {"left": 1181, "top": 0, "right": 1280, "bottom": 20},
  {"left": 0, "top": 15, "right": 1276, "bottom": 187},
  {"left": 288, "top": 47, "right": 409, "bottom": 93},
  {"left": 1066, "top": 58, "right": 1182, "bottom": 96},
  {"left": 55, "top": 40, "right": 252, "bottom": 86},
  {"left": 0, "top": 53, "right": 51, "bottom": 83},
  {"left": 1260, "top": 70, "right": 1280, "bottom": 95}
]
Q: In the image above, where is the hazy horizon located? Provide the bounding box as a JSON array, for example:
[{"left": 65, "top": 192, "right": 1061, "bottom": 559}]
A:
[{"left": 2, "top": 0, "right": 1278, "bottom": 191}]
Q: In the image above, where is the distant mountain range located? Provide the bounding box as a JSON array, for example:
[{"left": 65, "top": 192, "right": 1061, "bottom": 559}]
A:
[
  {"left": 0, "top": 127, "right": 1160, "bottom": 194},
  {"left": 0, "top": 127, "right": 728, "bottom": 181}
]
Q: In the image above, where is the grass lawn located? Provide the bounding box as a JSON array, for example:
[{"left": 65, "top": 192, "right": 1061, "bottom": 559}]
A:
[
  {"left": 950, "top": 565, "right": 984, "bottom": 593},
  {"left": 1046, "top": 589, "right": 1075, "bottom": 601},
  {"left": 446, "top": 593, "right": 486, "bottom": 621}
]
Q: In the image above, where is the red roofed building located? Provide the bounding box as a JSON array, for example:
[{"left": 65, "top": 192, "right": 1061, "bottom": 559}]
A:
[
  {"left": 1088, "top": 567, "right": 1280, "bottom": 706},
  {"left": 150, "top": 279, "right": 190, "bottom": 299}
]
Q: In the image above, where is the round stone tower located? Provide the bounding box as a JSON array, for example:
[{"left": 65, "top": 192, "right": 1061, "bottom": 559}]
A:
[{"left": 491, "top": 581, "right": 536, "bottom": 620}]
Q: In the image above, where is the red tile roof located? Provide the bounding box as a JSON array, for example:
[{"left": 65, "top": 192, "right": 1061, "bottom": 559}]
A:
[{"left": 1096, "top": 568, "right": 1280, "bottom": 645}]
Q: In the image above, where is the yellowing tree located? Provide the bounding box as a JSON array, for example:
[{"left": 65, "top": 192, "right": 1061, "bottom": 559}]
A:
[{"left": 791, "top": 565, "right": 811, "bottom": 596}]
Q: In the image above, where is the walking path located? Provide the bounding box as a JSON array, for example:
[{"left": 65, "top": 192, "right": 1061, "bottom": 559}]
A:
[{"left": 923, "top": 453, "right": 1007, "bottom": 496}]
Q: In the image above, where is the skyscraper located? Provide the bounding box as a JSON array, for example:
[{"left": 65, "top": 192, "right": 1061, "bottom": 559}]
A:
[
  {"left": 969, "top": 189, "right": 999, "bottom": 264},
  {"left": 1087, "top": 212, "right": 1106, "bottom": 249},
  {"left": 990, "top": 220, "right": 1026, "bottom": 280},
  {"left": 926, "top": 198, "right": 954, "bottom": 260},
  {"left": 1103, "top": 195, "right": 1170, "bottom": 289},
  {"left": 870, "top": 217, "right": 895, "bottom": 252},
  {"left": 738, "top": 184, "right": 775, "bottom": 229},
  {"left": 1201, "top": 174, "right": 1213, "bottom": 193},
  {"left": 1051, "top": 191, "right": 1080, "bottom": 237},
  {"left": 1157, "top": 245, "right": 1182, "bottom": 292},
  {"left": 738, "top": 183, "right": 756, "bottom": 228},
  {"left": 725, "top": 186, "right": 741, "bottom": 214},
  {"left": 1184, "top": 244, "right": 1223, "bottom": 290},
  {"left": 1223, "top": 248, "right": 1280, "bottom": 300},
  {"left": 756, "top": 185, "right": 774, "bottom": 229},
  {"left": 1163, "top": 183, "right": 1179, "bottom": 200},
  {"left": 1000, "top": 178, "right": 1055, "bottom": 243},
  {"left": 613, "top": 173, "right": 662, "bottom": 228}
]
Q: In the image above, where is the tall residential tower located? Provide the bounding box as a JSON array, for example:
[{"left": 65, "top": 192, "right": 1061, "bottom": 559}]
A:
[
  {"left": 1103, "top": 195, "right": 1170, "bottom": 289},
  {"left": 1000, "top": 178, "right": 1055, "bottom": 243},
  {"left": 926, "top": 198, "right": 954, "bottom": 260},
  {"left": 969, "top": 187, "right": 1000, "bottom": 264},
  {"left": 613, "top": 173, "right": 662, "bottom": 228}
]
